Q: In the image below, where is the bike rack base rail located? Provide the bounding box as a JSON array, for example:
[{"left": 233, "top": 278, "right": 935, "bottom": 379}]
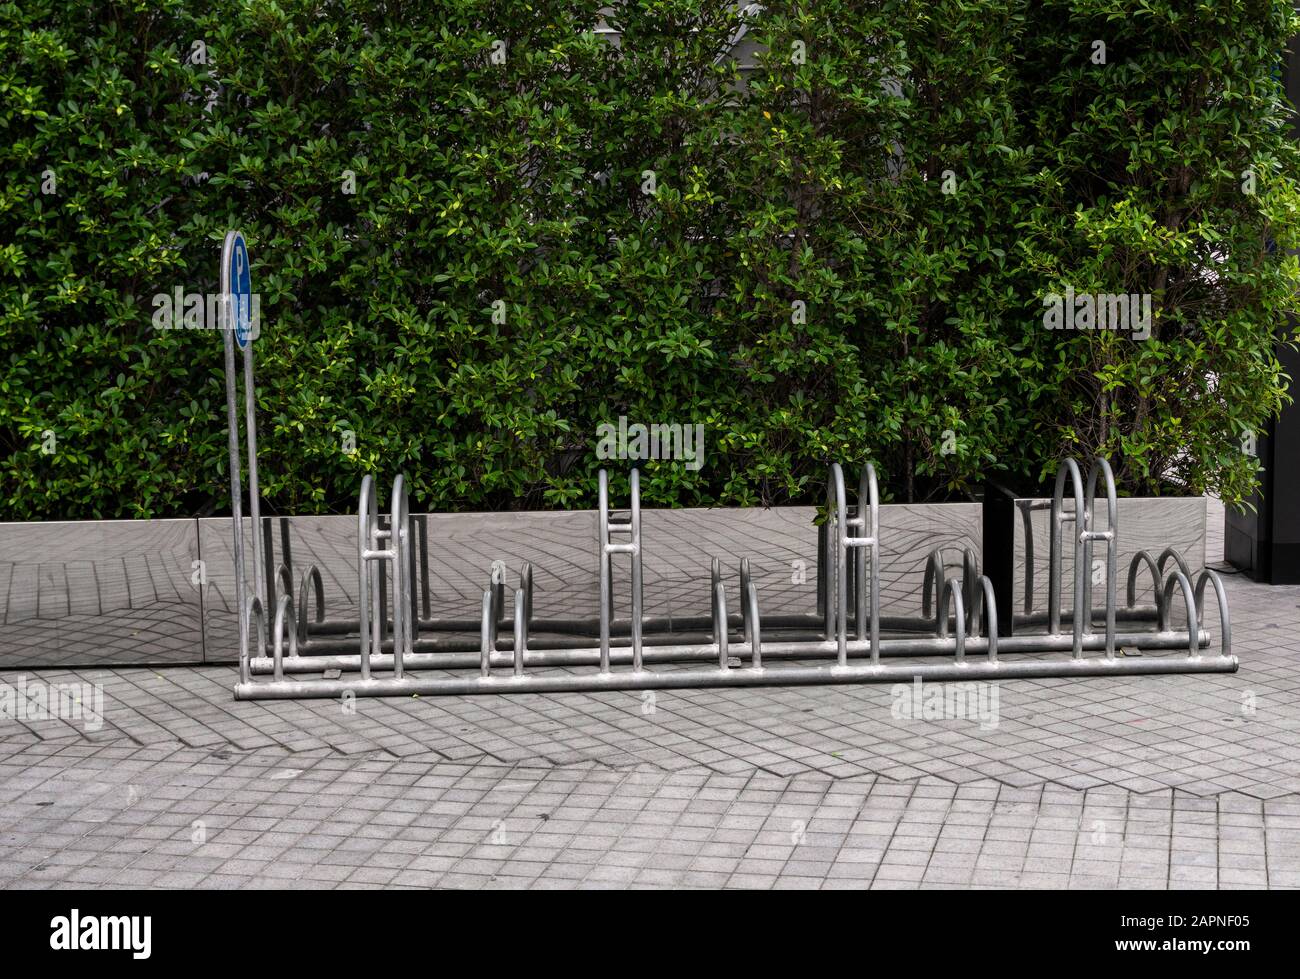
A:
[
  {"left": 234, "top": 652, "right": 1236, "bottom": 701},
  {"left": 247, "top": 628, "right": 1216, "bottom": 675}
]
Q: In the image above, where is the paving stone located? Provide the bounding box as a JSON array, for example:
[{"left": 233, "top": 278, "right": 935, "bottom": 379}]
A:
[{"left": 1, "top": 500, "right": 1297, "bottom": 888}]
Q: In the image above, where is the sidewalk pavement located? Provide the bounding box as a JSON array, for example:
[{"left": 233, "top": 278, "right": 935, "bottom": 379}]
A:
[{"left": 1, "top": 501, "right": 1297, "bottom": 889}]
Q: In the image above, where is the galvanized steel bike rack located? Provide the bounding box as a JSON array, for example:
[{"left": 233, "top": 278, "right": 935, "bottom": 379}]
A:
[
  {"left": 251, "top": 452, "right": 989, "bottom": 658},
  {"left": 213, "top": 220, "right": 1231, "bottom": 698},
  {"left": 234, "top": 453, "right": 1237, "bottom": 700}
]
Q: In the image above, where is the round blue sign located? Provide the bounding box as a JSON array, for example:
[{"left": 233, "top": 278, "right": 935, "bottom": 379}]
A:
[{"left": 220, "top": 230, "right": 253, "bottom": 349}]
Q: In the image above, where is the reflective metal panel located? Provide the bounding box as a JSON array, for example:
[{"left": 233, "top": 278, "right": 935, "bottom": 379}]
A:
[{"left": 0, "top": 519, "right": 203, "bottom": 668}]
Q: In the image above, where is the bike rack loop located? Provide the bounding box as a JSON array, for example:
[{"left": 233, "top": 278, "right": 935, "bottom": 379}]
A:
[
  {"left": 923, "top": 545, "right": 981, "bottom": 637},
  {"left": 1048, "top": 457, "right": 1119, "bottom": 659},
  {"left": 598, "top": 468, "right": 645, "bottom": 673},
  {"left": 355, "top": 474, "right": 412, "bottom": 682},
  {"left": 824, "top": 462, "right": 881, "bottom": 666}
]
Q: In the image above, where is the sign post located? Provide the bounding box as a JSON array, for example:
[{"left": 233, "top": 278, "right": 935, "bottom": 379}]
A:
[{"left": 220, "top": 230, "right": 265, "bottom": 675}]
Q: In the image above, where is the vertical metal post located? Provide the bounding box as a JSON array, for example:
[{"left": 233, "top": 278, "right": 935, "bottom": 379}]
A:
[
  {"left": 821, "top": 516, "right": 833, "bottom": 641},
  {"left": 981, "top": 576, "right": 999, "bottom": 663},
  {"left": 962, "top": 547, "right": 978, "bottom": 637},
  {"left": 828, "top": 464, "right": 849, "bottom": 666},
  {"left": 357, "top": 476, "right": 372, "bottom": 682},
  {"left": 598, "top": 470, "right": 611, "bottom": 673},
  {"left": 860, "top": 464, "right": 880, "bottom": 665},
  {"left": 1072, "top": 517, "right": 1086, "bottom": 660},
  {"left": 1087, "top": 459, "right": 1118, "bottom": 659},
  {"left": 492, "top": 560, "right": 505, "bottom": 633},
  {"left": 1019, "top": 501, "right": 1036, "bottom": 615},
  {"left": 739, "top": 558, "right": 753, "bottom": 646},
  {"left": 1081, "top": 500, "right": 1094, "bottom": 645},
  {"left": 479, "top": 589, "right": 494, "bottom": 677},
  {"left": 221, "top": 231, "right": 256, "bottom": 677},
  {"left": 714, "top": 582, "right": 729, "bottom": 669},
  {"left": 513, "top": 588, "right": 527, "bottom": 676},
  {"left": 746, "top": 581, "right": 762, "bottom": 670},
  {"left": 418, "top": 514, "right": 431, "bottom": 620},
  {"left": 407, "top": 510, "right": 420, "bottom": 645},
  {"left": 391, "top": 475, "right": 407, "bottom": 681},
  {"left": 853, "top": 508, "right": 866, "bottom": 641},
  {"left": 1048, "top": 482, "right": 1065, "bottom": 635},
  {"left": 244, "top": 341, "right": 265, "bottom": 617},
  {"left": 710, "top": 557, "right": 723, "bottom": 646},
  {"left": 1050, "top": 458, "right": 1086, "bottom": 658},
  {"left": 520, "top": 562, "right": 534, "bottom": 630},
  {"left": 223, "top": 325, "right": 249, "bottom": 680},
  {"left": 1104, "top": 522, "right": 1117, "bottom": 658},
  {"left": 377, "top": 514, "right": 389, "bottom": 644},
  {"left": 630, "top": 469, "right": 644, "bottom": 672},
  {"left": 815, "top": 520, "right": 827, "bottom": 620}
]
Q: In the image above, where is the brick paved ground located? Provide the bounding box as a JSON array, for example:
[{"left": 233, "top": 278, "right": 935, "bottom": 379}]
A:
[{"left": 1, "top": 500, "right": 1298, "bottom": 889}]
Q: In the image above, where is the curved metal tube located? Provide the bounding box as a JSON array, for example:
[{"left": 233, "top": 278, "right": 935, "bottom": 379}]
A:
[
  {"left": 492, "top": 560, "right": 506, "bottom": 628},
  {"left": 1153, "top": 547, "right": 1192, "bottom": 633},
  {"left": 936, "top": 577, "right": 967, "bottom": 661},
  {"left": 1017, "top": 500, "right": 1036, "bottom": 614},
  {"left": 922, "top": 546, "right": 949, "bottom": 622},
  {"left": 825, "top": 463, "right": 849, "bottom": 662},
  {"left": 513, "top": 587, "right": 528, "bottom": 676},
  {"left": 238, "top": 653, "right": 1238, "bottom": 701},
  {"left": 479, "top": 589, "right": 494, "bottom": 678},
  {"left": 240, "top": 596, "right": 266, "bottom": 685},
  {"left": 739, "top": 557, "right": 753, "bottom": 645},
  {"left": 296, "top": 564, "right": 325, "bottom": 643},
  {"left": 257, "top": 627, "right": 1221, "bottom": 677},
  {"left": 272, "top": 593, "right": 298, "bottom": 681},
  {"left": 1085, "top": 458, "right": 1118, "bottom": 657},
  {"left": 1049, "top": 457, "right": 1087, "bottom": 657},
  {"left": 1157, "top": 547, "right": 1193, "bottom": 585},
  {"left": 1161, "top": 571, "right": 1201, "bottom": 657},
  {"left": 357, "top": 474, "right": 376, "bottom": 682},
  {"left": 710, "top": 557, "right": 723, "bottom": 646},
  {"left": 274, "top": 562, "right": 294, "bottom": 607},
  {"left": 520, "top": 562, "right": 534, "bottom": 627},
  {"left": 595, "top": 468, "right": 644, "bottom": 671},
  {"left": 630, "top": 468, "right": 643, "bottom": 672},
  {"left": 597, "top": 469, "right": 611, "bottom": 673},
  {"left": 962, "top": 546, "right": 980, "bottom": 637},
  {"left": 1194, "top": 569, "right": 1232, "bottom": 659},
  {"left": 745, "top": 580, "right": 762, "bottom": 670},
  {"left": 978, "top": 576, "right": 998, "bottom": 663},
  {"left": 391, "top": 474, "right": 411, "bottom": 680},
  {"left": 855, "top": 463, "right": 881, "bottom": 663},
  {"left": 484, "top": 569, "right": 501, "bottom": 652},
  {"left": 713, "top": 581, "right": 729, "bottom": 669},
  {"left": 923, "top": 546, "right": 979, "bottom": 637},
  {"left": 1126, "top": 550, "right": 1164, "bottom": 619}
]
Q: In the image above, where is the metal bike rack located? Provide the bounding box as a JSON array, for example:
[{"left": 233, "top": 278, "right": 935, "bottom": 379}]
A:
[
  {"left": 261, "top": 465, "right": 892, "bottom": 657},
  {"left": 234, "top": 454, "right": 1237, "bottom": 700},
  {"left": 214, "top": 224, "right": 1233, "bottom": 700}
]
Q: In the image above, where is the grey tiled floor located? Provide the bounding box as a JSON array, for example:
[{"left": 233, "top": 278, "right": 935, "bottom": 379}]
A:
[{"left": 1, "top": 499, "right": 1298, "bottom": 888}]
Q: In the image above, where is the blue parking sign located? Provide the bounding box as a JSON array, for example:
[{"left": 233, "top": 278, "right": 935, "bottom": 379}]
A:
[{"left": 220, "top": 230, "right": 253, "bottom": 348}]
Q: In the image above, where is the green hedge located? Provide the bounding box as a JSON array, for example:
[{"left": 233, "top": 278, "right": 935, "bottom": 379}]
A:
[{"left": 3, "top": 0, "right": 1298, "bottom": 518}]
